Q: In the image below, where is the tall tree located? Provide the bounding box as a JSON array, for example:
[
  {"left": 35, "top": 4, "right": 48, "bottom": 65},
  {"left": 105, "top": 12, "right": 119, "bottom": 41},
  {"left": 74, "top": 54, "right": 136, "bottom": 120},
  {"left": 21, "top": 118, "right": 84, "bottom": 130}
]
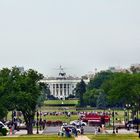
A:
[
  {"left": 75, "top": 79, "right": 86, "bottom": 107},
  {"left": 130, "top": 65, "right": 140, "bottom": 73},
  {"left": 87, "top": 71, "right": 113, "bottom": 90},
  {"left": 102, "top": 73, "right": 140, "bottom": 108},
  {"left": 83, "top": 89, "right": 102, "bottom": 107},
  {"left": 96, "top": 91, "right": 108, "bottom": 109},
  {"left": 0, "top": 68, "right": 12, "bottom": 120},
  {"left": 6, "top": 67, "right": 44, "bottom": 134}
]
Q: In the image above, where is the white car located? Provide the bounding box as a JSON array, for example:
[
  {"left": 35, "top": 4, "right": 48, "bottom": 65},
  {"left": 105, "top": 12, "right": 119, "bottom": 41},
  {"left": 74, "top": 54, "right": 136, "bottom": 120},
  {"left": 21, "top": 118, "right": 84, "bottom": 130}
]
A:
[
  {"left": 0, "top": 121, "right": 9, "bottom": 131},
  {"left": 58, "top": 124, "right": 81, "bottom": 135},
  {"left": 70, "top": 120, "right": 87, "bottom": 126}
]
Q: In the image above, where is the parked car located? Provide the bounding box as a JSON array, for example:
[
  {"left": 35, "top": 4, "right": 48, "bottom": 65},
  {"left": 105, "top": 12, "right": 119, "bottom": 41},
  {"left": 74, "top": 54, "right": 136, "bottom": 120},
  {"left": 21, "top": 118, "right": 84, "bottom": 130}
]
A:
[
  {"left": 70, "top": 120, "right": 87, "bottom": 126},
  {"left": 0, "top": 121, "right": 9, "bottom": 133}
]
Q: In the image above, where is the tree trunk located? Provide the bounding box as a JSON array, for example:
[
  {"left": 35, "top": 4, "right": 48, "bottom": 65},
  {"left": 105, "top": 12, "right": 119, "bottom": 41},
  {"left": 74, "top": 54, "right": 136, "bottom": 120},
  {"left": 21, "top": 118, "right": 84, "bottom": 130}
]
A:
[
  {"left": 22, "top": 111, "right": 35, "bottom": 135},
  {"left": 27, "top": 117, "right": 33, "bottom": 135}
]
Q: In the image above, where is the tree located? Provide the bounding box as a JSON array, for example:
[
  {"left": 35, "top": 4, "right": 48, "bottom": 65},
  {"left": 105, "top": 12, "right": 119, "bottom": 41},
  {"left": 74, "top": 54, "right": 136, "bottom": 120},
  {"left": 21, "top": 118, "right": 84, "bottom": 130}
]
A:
[
  {"left": 87, "top": 71, "right": 113, "bottom": 90},
  {"left": 83, "top": 70, "right": 113, "bottom": 107},
  {"left": 0, "top": 68, "right": 12, "bottom": 120},
  {"left": 0, "top": 67, "right": 45, "bottom": 134},
  {"left": 96, "top": 91, "right": 108, "bottom": 109},
  {"left": 38, "top": 83, "right": 50, "bottom": 106},
  {"left": 7, "top": 67, "right": 44, "bottom": 134},
  {"left": 130, "top": 65, "right": 140, "bottom": 73},
  {"left": 83, "top": 89, "right": 101, "bottom": 107},
  {"left": 75, "top": 79, "right": 86, "bottom": 107},
  {"left": 102, "top": 73, "right": 140, "bottom": 108}
]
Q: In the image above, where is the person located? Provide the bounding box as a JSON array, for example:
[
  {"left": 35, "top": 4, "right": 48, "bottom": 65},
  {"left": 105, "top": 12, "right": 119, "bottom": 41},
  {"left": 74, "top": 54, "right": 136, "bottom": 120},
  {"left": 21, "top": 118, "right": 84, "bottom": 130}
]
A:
[
  {"left": 127, "top": 123, "right": 130, "bottom": 130},
  {"left": 97, "top": 126, "right": 101, "bottom": 133},
  {"left": 42, "top": 120, "right": 46, "bottom": 129},
  {"left": 116, "top": 127, "right": 118, "bottom": 133},
  {"left": 94, "top": 126, "right": 98, "bottom": 135},
  {"left": 68, "top": 112, "right": 71, "bottom": 117},
  {"left": 65, "top": 127, "right": 71, "bottom": 137},
  {"left": 102, "top": 124, "right": 105, "bottom": 133},
  {"left": 72, "top": 127, "right": 77, "bottom": 137},
  {"left": 80, "top": 126, "right": 84, "bottom": 135},
  {"left": 58, "top": 126, "right": 65, "bottom": 136}
]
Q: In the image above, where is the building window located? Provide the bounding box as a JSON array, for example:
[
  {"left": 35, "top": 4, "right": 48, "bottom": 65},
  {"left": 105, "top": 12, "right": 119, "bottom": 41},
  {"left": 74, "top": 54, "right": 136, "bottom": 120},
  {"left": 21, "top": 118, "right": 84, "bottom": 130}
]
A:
[
  {"left": 53, "top": 84, "right": 55, "bottom": 88},
  {"left": 60, "top": 90, "right": 62, "bottom": 96},
  {"left": 56, "top": 84, "right": 59, "bottom": 88}
]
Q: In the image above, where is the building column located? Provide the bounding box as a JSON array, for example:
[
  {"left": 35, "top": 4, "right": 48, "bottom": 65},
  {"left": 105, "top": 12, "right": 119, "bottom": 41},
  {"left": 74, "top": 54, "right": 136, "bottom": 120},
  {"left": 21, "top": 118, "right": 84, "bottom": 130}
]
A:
[
  {"left": 62, "top": 84, "right": 64, "bottom": 98},
  {"left": 55, "top": 84, "right": 57, "bottom": 97},
  {"left": 66, "top": 84, "right": 69, "bottom": 97},
  {"left": 58, "top": 84, "right": 60, "bottom": 98},
  {"left": 50, "top": 84, "right": 53, "bottom": 96}
]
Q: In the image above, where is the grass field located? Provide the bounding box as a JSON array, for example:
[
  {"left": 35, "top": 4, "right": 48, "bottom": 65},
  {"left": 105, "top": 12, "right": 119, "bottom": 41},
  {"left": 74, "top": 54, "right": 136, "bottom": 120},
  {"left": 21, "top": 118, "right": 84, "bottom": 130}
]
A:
[
  {"left": 44, "top": 100, "right": 78, "bottom": 106},
  {"left": 43, "top": 114, "right": 78, "bottom": 123},
  {"left": 0, "top": 135, "right": 74, "bottom": 140},
  {"left": 0, "top": 134, "right": 139, "bottom": 140},
  {"left": 87, "top": 134, "right": 139, "bottom": 140},
  {"left": 7, "top": 108, "right": 127, "bottom": 124}
]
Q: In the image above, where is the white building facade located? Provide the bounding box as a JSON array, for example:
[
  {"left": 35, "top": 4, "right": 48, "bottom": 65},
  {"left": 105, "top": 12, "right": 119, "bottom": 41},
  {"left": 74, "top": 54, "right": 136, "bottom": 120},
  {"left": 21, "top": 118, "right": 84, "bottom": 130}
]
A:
[{"left": 40, "top": 70, "right": 89, "bottom": 99}]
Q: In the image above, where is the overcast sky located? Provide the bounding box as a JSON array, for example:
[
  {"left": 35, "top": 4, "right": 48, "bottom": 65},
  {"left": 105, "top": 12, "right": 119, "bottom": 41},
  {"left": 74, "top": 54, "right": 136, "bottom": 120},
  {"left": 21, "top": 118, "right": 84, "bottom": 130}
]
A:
[{"left": 0, "top": 0, "right": 140, "bottom": 76}]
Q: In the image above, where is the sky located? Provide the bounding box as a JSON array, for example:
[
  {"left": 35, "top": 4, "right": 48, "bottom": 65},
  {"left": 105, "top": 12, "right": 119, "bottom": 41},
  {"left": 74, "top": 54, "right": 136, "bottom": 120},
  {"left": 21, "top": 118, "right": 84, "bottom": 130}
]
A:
[{"left": 0, "top": 0, "right": 140, "bottom": 77}]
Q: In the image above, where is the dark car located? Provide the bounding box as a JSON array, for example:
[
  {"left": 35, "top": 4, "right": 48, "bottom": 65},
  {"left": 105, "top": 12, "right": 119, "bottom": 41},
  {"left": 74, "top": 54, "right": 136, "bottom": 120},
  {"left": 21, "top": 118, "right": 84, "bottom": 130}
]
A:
[{"left": 125, "top": 119, "right": 140, "bottom": 130}]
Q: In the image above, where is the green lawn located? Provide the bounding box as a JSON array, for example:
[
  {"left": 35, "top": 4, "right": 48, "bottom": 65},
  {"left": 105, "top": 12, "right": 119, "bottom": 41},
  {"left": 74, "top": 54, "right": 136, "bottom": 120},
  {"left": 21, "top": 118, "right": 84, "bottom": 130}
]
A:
[
  {"left": 43, "top": 115, "right": 78, "bottom": 123},
  {"left": 44, "top": 100, "right": 78, "bottom": 105},
  {"left": 7, "top": 106, "right": 139, "bottom": 125},
  {"left": 0, "top": 135, "right": 74, "bottom": 140},
  {"left": 1, "top": 134, "right": 139, "bottom": 140},
  {"left": 87, "top": 134, "right": 139, "bottom": 140}
]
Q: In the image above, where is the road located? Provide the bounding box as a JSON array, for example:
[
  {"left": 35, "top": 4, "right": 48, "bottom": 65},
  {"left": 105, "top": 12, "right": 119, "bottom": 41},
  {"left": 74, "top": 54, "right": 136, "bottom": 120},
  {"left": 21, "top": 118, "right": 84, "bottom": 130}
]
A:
[{"left": 42, "top": 126, "right": 136, "bottom": 134}]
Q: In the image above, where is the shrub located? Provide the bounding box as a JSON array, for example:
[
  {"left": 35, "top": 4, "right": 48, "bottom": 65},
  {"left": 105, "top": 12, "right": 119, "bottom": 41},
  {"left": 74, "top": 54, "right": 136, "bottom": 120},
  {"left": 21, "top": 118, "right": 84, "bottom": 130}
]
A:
[{"left": 1, "top": 128, "right": 8, "bottom": 136}]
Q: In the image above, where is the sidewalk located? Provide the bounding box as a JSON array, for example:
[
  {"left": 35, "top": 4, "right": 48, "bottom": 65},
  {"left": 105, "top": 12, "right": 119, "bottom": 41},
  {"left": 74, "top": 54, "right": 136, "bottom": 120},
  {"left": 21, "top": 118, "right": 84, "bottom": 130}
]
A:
[
  {"left": 75, "top": 135, "right": 90, "bottom": 140},
  {"left": 6, "top": 129, "right": 44, "bottom": 137},
  {"left": 106, "top": 129, "right": 136, "bottom": 134}
]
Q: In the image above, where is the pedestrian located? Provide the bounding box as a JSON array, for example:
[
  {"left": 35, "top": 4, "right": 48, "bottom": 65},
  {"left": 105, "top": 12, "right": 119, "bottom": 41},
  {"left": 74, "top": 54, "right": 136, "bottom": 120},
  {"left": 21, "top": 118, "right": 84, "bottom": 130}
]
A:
[
  {"left": 65, "top": 127, "right": 71, "bottom": 137},
  {"left": 116, "top": 127, "right": 118, "bottom": 133},
  {"left": 42, "top": 120, "right": 46, "bottom": 129},
  {"left": 94, "top": 126, "right": 98, "bottom": 135},
  {"left": 97, "top": 126, "right": 101, "bottom": 133},
  {"left": 80, "top": 126, "right": 84, "bottom": 135},
  {"left": 72, "top": 127, "right": 77, "bottom": 137}
]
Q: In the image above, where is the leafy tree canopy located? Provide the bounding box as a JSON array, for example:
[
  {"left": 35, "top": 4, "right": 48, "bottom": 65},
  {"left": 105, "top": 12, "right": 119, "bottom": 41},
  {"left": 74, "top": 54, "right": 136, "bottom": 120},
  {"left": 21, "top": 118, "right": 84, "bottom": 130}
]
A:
[{"left": 87, "top": 71, "right": 113, "bottom": 90}]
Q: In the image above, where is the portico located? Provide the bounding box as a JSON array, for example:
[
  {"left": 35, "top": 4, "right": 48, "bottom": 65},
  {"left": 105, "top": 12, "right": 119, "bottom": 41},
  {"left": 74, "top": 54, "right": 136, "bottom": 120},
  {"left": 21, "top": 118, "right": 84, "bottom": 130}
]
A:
[{"left": 40, "top": 66, "right": 89, "bottom": 99}]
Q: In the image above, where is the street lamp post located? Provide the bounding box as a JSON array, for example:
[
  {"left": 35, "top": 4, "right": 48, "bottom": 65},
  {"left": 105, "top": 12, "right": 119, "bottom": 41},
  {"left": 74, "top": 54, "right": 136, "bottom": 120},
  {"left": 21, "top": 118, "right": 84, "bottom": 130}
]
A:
[
  {"left": 40, "top": 110, "right": 42, "bottom": 131},
  {"left": 126, "top": 104, "right": 131, "bottom": 122},
  {"left": 36, "top": 111, "right": 39, "bottom": 134},
  {"left": 124, "top": 108, "right": 126, "bottom": 124},
  {"left": 112, "top": 110, "right": 115, "bottom": 134},
  {"left": 136, "top": 109, "right": 139, "bottom": 133},
  {"left": 108, "top": 108, "right": 111, "bottom": 126}
]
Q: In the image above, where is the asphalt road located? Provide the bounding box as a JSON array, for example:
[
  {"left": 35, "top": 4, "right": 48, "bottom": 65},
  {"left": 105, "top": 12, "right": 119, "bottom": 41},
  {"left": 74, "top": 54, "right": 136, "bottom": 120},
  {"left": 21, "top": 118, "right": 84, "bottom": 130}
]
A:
[
  {"left": 42, "top": 126, "right": 136, "bottom": 134},
  {"left": 43, "top": 126, "right": 97, "bottom": 134}
]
